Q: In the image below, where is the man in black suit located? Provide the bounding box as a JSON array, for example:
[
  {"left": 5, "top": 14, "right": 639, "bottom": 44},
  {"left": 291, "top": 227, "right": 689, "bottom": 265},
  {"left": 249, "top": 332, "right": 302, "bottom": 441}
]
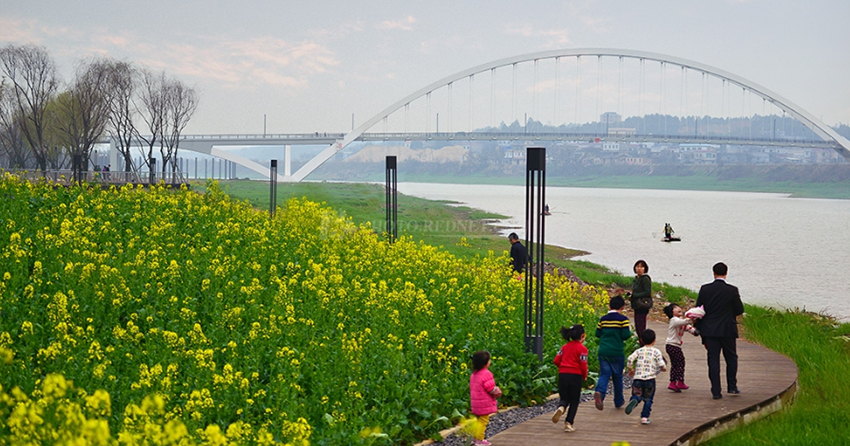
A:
[{"left": 695, "top": 262, "right": 745, "bottom": 399}]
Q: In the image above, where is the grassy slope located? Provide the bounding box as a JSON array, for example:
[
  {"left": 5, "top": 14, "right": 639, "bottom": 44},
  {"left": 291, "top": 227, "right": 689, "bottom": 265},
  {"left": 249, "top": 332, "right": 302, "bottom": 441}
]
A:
[
  {"left": 703, "top": 306, "right": 850, "bottom": 445},
  {"left": 214, "top": 178, "right": 850, "bottom": 444}
]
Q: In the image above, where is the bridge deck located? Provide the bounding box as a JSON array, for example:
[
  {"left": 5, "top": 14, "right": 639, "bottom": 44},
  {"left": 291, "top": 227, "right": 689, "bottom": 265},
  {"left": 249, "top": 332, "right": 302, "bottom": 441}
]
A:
[{"left": 488, "top": 321, "right": 797, "bottom": 446}]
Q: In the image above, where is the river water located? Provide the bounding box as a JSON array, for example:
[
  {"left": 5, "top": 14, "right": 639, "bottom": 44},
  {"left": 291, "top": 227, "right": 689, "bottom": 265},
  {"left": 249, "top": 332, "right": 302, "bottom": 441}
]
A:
[{"left": 395, "top": 182, "right": 850, "bottom": 321}]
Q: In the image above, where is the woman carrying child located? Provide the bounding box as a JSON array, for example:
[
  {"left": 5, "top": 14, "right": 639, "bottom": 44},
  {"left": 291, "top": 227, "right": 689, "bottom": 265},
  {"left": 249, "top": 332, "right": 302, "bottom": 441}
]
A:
[
  {"left": 664, "top": 304, "right": 698, "bottom": 392},
  {"left": 551, "top": 324, "right": 588, "bottom": 433}
]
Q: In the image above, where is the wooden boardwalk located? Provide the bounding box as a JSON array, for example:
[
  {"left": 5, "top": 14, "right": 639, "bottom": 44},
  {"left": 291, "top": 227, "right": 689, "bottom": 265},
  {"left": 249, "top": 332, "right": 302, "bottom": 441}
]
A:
[{"left": 489, "top": 322, "right": 798, "bottom": 446}]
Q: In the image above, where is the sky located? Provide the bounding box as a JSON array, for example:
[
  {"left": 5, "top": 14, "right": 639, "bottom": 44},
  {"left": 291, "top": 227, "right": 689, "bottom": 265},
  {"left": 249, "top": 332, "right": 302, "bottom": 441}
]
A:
[{"left": 2, "top": 0, "right": 849, "bottom": 136}]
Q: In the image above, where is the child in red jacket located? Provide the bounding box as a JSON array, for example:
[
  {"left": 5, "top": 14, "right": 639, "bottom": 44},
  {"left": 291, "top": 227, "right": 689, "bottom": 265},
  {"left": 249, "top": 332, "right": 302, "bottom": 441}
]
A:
[
  {"left": 551, "top": 324, "right": 588, "bottom": 433},
  {"left": 468, "top": 350, "right": 502, "bottom": 445}
]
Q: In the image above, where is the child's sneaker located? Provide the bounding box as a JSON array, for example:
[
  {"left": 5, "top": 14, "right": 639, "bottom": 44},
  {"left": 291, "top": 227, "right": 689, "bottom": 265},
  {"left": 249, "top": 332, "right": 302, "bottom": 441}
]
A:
[
  {"left": 676, "top": 381, "right": 690, "bottom": 390},
  {"left": 473, "top": 440, "right": 491, "bottom": 446},
  {"left": 563, "top": 422, "right": 575, "bottom": 432},
  {"left": 641, "top": 417, "right": 651, "bottom": 425},
  {"left": 593, "top": 391, "right": 604, "bottom": 410},
  {"left": 551, "top": 406, "right": 564, "bottom": 423},
  {"left": 668, "top": 382, "right": 681, "bottom": 392},
  {"left": 624, "top": 398, "right": 639, "bottom": 415}
]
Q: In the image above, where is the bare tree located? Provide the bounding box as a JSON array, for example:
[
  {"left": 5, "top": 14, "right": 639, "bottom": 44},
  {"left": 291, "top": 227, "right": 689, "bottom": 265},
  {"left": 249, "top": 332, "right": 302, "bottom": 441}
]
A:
[
  {"left": 135, "top": 69, "right": 167, "bottom": 173},
  {"left": 0, "top": 80, "right": 33, "bottom": 168},
  {"left": 56, "top": 58, "right": 116, "bottom": 170},
  {"left": 161, "top": 78, "right": 198, "bottom": 175},
  {"left": 0, "top": 44, "right": 60, "bottom": 171},
  {"left": 106, "top": 61, "right": 138, "bottom": 173}
]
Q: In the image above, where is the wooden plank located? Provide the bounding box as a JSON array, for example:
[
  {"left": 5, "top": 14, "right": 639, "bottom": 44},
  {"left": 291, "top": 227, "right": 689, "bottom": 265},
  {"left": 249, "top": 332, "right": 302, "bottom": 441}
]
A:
[{"left": 488, "top": 322, "right": 797, "bottom": 446}]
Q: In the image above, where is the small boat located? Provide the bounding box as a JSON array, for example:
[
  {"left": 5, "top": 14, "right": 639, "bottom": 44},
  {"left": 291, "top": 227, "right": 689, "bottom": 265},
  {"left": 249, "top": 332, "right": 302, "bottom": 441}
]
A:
[{"left": 661, "top": 237, "right": 681, "bottom": 242}]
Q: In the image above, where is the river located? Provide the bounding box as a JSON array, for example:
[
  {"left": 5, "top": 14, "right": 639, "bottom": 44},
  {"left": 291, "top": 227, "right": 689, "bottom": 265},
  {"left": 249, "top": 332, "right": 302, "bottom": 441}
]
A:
[{"left": 395, "top": 182, "right": 850, "bottom": 321}]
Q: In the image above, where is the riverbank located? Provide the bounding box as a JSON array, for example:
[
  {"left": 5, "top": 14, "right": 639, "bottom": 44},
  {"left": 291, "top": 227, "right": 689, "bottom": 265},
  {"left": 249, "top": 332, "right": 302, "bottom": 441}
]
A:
[{"left": 310, "top": 164, "right": 850, "bottom": 199}]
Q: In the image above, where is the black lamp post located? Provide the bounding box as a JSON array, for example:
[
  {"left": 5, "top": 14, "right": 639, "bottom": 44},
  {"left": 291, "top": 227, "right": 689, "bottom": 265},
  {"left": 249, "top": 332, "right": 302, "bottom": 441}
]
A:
[{"left": 524, "top": 147, "right": 546, "bottom": 361}]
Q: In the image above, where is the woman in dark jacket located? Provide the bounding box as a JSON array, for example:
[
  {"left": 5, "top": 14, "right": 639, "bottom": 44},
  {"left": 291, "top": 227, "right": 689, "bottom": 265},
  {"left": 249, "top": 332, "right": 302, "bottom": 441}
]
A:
[{"left": 630, "top": 259, "right": 652, "bottom": 344}]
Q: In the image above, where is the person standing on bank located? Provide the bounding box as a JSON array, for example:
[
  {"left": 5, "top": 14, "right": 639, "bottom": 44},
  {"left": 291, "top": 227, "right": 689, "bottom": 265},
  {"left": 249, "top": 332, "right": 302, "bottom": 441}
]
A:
[
  {"left": 508, "top": 233, "right": 528, "bottom": 275},
  {"left": 629, "top": 260, "right": 652, "bottom": 344},
  {"left": 694, "top": 262, "right": 745, "bottom": 400}
]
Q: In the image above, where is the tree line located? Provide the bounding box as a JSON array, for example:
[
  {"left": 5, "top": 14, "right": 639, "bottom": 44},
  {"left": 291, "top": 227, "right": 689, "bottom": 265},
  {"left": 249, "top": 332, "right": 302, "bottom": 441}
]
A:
[{"left": 0, "top": 43, "right": 198, "bottom": 174}]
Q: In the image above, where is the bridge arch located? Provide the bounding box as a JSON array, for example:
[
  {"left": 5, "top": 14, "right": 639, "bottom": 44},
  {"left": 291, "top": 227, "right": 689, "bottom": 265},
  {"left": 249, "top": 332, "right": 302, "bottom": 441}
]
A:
[{"left": 289, "top": 48, "right": 850, "bottom": 182}]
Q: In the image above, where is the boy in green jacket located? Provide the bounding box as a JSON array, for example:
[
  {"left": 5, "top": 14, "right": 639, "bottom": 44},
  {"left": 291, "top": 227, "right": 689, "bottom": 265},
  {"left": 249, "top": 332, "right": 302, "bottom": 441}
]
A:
[{"left": 593, "top": 295, "right": 632, "bottom": 410}]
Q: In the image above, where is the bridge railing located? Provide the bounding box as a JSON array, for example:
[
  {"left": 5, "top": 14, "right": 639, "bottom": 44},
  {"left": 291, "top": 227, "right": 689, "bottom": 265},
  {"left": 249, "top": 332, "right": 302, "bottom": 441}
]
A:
[
  {"left": 356, "top": 131, "right": 835, "bottom": 147},
  {"left": 180, "top": 133, "right": 347, "bottom": 140}
]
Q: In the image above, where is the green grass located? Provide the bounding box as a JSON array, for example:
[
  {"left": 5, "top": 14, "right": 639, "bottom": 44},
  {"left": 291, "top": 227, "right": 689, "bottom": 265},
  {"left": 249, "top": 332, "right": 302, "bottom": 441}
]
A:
[{"left": 702, "top": 306, "right": 850, "bottom": 445}]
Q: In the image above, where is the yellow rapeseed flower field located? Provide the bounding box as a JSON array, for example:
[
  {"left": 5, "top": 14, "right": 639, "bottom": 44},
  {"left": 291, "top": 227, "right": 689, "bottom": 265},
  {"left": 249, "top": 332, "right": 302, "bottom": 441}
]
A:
[{"left": 0, "top": 174, "right": 608, "bottom": 445}]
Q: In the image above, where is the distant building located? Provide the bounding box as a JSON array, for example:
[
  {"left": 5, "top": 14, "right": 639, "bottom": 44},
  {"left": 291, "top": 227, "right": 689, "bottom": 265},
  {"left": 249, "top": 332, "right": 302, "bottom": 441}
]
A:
[
  {"left": 622, "top": 156, "right": 652, "bottom": 165},
  {"left": 813, "top": 148, "right": 843, "bottom": 163},
  {"left": 602, "top": 142, "right": 620, "bottom": 151},
  {"left": 503, "top": 145, "right": 526, "bottom": 165},
  {"left": 600, "top": 112, "right": 622, "bottom": 125},
  {"left": 676, "top": 144, "right": 718, "bottom": 165}
]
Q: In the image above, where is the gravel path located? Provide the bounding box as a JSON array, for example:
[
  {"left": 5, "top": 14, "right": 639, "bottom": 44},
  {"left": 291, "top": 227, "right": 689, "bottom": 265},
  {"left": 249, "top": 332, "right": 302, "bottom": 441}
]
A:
[{"left": 431, "top": 378, "right": 634, "bottom": 445}]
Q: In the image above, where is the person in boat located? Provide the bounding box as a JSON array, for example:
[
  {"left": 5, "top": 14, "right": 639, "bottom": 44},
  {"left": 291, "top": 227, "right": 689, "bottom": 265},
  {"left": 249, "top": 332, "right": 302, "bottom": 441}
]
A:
[{"left": 663, "top": 223, "right": 675, "bottom": 241}]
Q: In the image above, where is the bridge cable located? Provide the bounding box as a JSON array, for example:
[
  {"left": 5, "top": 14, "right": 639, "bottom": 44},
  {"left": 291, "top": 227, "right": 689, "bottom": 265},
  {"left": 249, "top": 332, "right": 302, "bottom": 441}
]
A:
[
  {"left": 596, "top": 56, "right": 601, "bottom": 136},
  {"left": 641, "top": 59, "right": 646, "bottom": 135},
  {"left": 722, "top": 79, "right": 727, "bottom": 137},
  {"left": 681, "top": 67, "right": 686, "bottom": 136},
  {"left": 762, "top": 98, "right": 767, "bottom": 140},
  {"left": 426, "top": 92, "right": 431, "bottom": 133},
  {"left": 490, "top": 68, "right": 495, "bottom": 129},
  {"left": 706, "top": 73, "right": 712, "bottom": 137},
  {"left": 618, "top": 57, "right": 623, "bottom": 123},
  {"left": 512, "top": 63, "right": 517, "bottom": 127},
  {"left": 745, "top": 89, "right": 750, "bottom": 141},
  {"left": 533, "top": 59, "right": 538, "bottom": 129},
  {"left": 448, "top": 82, "right": 453, "bottom": 133},
  {"left": 659, "top": 62, "right": 669, "bottom": 137},
  {"left": 555, "top": 57, "right": 560, "bottom": 127},
  {"left": 576, "top": 56, "right": 581, "bottom": 131},
  {"left": 469, "top": 74, "right": 474, "bottom": 132}
]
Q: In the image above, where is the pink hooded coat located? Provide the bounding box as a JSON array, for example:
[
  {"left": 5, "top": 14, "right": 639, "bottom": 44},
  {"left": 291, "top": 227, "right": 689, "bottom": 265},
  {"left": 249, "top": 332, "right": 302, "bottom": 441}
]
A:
[{"left": 469, "top": 368, "right": 498, "bottom": 416}]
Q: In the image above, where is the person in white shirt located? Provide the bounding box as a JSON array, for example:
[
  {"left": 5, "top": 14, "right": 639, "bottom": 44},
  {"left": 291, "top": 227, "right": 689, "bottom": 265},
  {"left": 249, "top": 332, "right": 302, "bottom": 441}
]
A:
[{"left": 625, "top": 329, "right": 667, "bottom": 425}]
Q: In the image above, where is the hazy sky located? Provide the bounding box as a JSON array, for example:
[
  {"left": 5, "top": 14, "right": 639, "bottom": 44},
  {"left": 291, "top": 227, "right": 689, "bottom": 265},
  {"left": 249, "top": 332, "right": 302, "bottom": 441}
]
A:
[{"left": 2, "top": 0, "right": 848, "bottom": 135}]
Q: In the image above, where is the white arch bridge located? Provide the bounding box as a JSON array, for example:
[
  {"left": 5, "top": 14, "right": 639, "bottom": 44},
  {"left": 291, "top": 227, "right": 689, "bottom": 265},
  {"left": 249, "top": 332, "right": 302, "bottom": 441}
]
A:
[{"left": 155, "top": 48, "right": 850, "bottom": 182}]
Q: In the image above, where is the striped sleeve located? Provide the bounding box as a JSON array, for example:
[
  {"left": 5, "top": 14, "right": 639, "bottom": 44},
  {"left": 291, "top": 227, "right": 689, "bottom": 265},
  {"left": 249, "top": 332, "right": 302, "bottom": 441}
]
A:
[{"left": 597, "top": 319, "right": 630, "bottom": 329}]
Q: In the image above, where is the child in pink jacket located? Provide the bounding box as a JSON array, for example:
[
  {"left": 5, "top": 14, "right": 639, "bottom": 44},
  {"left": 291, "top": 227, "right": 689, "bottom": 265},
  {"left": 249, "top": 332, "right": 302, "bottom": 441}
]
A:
[{"left": 468, "top": 350, "right": 502, "bottom": 446}]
